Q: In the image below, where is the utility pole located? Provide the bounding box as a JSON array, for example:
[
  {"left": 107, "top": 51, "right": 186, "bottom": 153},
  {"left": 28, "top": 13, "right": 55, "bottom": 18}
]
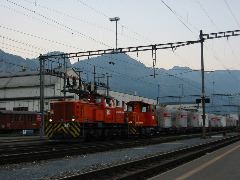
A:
[
  {"left": 157, "top": 84, "right": 160, "bottom": 104},
  {"left": 212, "top": 81, "right": 215, "bottom": 105},
  {"left": 179, "top": 84, "right": 184, "bottom": 109},
  {"left": 93, "top": 65, "right": 96, "bottom": 92},
  {"left": 75, "top": 70, "right": 82, "bottom": 100},
  {"left": 200, "top": 30, "right": 206, "bottom": 139},
  {"left": 106, "top": 74, "right": 112, "bottom": 97},
  {"left": 109, "top": 17, "right": 120, "bottom": 50},
  {"left": 63, "top": 56, "right": 66, "bottom": 100},
  {"left": 39, "top": 54, "right": 45, "bottom": 138}
]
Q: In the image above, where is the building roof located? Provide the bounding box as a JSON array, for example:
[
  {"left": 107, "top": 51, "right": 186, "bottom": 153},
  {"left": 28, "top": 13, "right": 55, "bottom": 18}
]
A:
[
  {"left": 0, "top": 73, "right": 58, "bottom": 88},
  {"left": 0, "top": 69, "right": 77, "bottom": 89}
]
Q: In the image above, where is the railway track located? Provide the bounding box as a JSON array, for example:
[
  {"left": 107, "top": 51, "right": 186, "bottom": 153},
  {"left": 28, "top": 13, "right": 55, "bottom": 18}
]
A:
[
  {"left": 0, "top": 131, "right": 232, "bottom": 165},
  {"left": 58, "top": 134, "right": 240, "bottom": 180},
  {"left": 0, "top": 136, "right": 47, "bottom": 144}
]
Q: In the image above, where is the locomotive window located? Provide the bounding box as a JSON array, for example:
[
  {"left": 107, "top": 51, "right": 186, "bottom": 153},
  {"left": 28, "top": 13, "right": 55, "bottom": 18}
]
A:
[
  {"left": 142, "top": 106, "right": 147, "bottom": 112},
  {"left": 95, "top": 98, "right": 102, "bottom": 103},
  {"left": 106, "top": 99, "right": 112, "bottom": 107},
  {"left": 116, "top": 100, "right": 120, "bottom": 107},
  {"left": 152, "top": 105, "right": 156, "bottom": 113},
  {"left": 50, "top": 103, "right": 53, "bottom": 110},
  {"left": 127, "top": 105, "right": 133, "bottom": 112}
]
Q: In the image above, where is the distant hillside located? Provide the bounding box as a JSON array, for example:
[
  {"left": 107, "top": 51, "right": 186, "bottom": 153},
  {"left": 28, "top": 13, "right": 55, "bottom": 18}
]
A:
[
  {"left": 0, "top": 49, "right": 38, "bottom": 73},
  {"left": 1, "top": 49, "right": 240, "bottom": 114}
]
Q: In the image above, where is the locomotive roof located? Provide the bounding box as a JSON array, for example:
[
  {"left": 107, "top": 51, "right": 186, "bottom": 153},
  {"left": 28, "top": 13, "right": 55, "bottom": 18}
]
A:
[
  {"left": 0, "top": 110, "right": 39, "bottom": 115},
  {"left": 126, "top": 101, "right": 151, "bottom": 105}
]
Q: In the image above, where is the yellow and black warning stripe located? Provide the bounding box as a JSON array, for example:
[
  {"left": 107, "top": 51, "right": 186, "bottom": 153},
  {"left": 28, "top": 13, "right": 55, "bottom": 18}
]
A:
[
  {"left": 45, "top": 121, "right": 81, "bottom": 138},
  {"left": 128, "top": 124, "right": 137, "bottom": 135}
]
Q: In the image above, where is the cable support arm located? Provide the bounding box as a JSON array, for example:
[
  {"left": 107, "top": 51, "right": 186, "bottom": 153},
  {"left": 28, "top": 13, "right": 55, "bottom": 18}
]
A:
[
  {"left": 202, "top": 30, "right": 240, "bottom": 40},
  {"left": 41, "top": 40, "right": 200, "bottom": 59}
]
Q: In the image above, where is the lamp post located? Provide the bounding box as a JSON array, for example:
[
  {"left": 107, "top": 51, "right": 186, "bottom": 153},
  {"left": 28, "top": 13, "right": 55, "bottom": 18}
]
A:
[
  {"left": 106, "top": 73, "right": 112, "bottom": 97},
  {"left": 109, "top": 17, "right": 120, "bottom": 50}
]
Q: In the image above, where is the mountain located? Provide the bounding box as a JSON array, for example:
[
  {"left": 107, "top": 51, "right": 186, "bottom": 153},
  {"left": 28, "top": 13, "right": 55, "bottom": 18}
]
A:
[{"left": 0, "top": 49, "right": 38, "bottom": 73}]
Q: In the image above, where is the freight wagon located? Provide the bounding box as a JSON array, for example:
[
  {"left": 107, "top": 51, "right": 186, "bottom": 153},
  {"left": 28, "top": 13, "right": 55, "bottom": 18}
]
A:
[{"left": 0, "top": 110, "right": 41, "bottom": 134}]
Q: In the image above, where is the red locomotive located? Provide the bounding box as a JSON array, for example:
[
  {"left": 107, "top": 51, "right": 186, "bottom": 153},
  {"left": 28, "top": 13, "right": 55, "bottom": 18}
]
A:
[
  {"left": 47, "top": 93, "right": 127, "bottom": 138},
  {"left": 46, "top": 92, "right": 159, "bottom": 139},
  {"left": 0, "top": 110, "right": 41, "bottom": 133}
]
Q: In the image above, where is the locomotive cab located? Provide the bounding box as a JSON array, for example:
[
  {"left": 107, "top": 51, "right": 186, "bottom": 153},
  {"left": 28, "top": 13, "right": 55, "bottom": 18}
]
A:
[{"left": 126, "top": 101, "right": 157, "bottom": 136}]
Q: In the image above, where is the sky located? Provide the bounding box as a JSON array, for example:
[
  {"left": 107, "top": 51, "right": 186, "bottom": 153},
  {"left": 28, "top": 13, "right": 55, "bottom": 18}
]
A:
[{"left": 0, "top": 0, "right": 240, "bottom": 70}]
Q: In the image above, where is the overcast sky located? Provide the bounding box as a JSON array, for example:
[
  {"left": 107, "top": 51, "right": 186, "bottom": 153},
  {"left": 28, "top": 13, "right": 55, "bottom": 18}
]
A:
[{"left": 0, "top": 0, "right": 240, "bottom": 70}]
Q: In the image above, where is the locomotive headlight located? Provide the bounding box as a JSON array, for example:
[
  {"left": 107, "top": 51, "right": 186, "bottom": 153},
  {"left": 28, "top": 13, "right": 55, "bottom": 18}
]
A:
[
  {"left": 72, "top": 116, "right": 75, "bottom": 121},
  {"left": 49, "top": 118, "right": 53, "bottom": 122}
]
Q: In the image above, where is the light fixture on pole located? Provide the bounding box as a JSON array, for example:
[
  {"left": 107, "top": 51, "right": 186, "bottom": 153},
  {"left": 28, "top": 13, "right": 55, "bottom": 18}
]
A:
[{"left": 109, "top": 17, "right": 120, "bottom": 50}]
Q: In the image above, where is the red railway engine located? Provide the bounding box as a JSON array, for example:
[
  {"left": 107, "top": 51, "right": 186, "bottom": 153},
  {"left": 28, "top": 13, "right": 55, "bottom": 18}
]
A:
[
  {"left": 125, "top": 101, "right": 157, "bottom": 136},
  {"left": 46, "top": 95, "right": 126, "bottom": 139}
]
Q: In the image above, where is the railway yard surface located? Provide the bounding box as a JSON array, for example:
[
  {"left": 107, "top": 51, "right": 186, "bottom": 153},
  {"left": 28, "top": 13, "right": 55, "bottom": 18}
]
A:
[{"left": 0, "top": 133, "right": 238, "bottom": 180}]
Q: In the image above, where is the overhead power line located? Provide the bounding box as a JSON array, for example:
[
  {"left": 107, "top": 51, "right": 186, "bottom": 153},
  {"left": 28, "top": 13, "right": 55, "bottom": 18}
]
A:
[
  {"left": 0, "top": 25, "right": 83, "bottom": 51},
  {"left": 160, "top": 0, "right": 195, "bottom": 34},
  {"left": 5, "top": 0, "right": 111, "bottom": 48},
  {"left": 224, "top": 0, "right": 240, "bottom": 28},
  {"left": 75, "top": 0, "right": 151, "bottom": 42},
  {"left": 0, "top": 35, "right": 48, "bottom": 52}
]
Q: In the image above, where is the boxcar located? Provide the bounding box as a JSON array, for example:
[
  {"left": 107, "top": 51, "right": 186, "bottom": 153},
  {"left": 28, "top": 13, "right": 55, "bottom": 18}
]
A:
[{"left": 0, "top": 110, "right": 41, "bottom": 133}]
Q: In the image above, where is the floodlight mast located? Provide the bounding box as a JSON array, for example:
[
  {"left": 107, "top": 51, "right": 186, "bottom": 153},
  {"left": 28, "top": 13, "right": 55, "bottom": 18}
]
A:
[{"left": 109, "top": 17, "right": 120, "bottom": 50}]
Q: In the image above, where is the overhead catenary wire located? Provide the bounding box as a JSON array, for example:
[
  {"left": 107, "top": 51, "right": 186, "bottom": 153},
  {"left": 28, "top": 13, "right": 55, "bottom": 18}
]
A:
[
  {"left": 1, "top": 41, "right": 41, "bottom": 55},
  {"left": 224, "top": 0, "right": 240, "bottom": 28},
  {"left": 75, "top": 0, "right": 152, "bottom": 43},
  {"left": 0, "top": 35, "right": 49, "bottom": 52},
  {"left": 0, "top": 45, "right": 36, "bottom": 57},
  {"left": 4, "top": 0, "right": 112, "bottom": 48},
  {"left": 21, "top": 0, "right": 143, "bottom": 44},
  {"left": 160, "top": 0, "right": 196, "bottom": 34},
  {"left": 0, "top": 25, "right": 83, "bottom": 51}
]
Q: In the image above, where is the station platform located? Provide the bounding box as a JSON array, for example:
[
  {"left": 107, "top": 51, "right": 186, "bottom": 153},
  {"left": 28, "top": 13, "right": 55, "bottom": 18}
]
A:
[{"left": 150, "top": 140, "right": 240, "bottom": 180}]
